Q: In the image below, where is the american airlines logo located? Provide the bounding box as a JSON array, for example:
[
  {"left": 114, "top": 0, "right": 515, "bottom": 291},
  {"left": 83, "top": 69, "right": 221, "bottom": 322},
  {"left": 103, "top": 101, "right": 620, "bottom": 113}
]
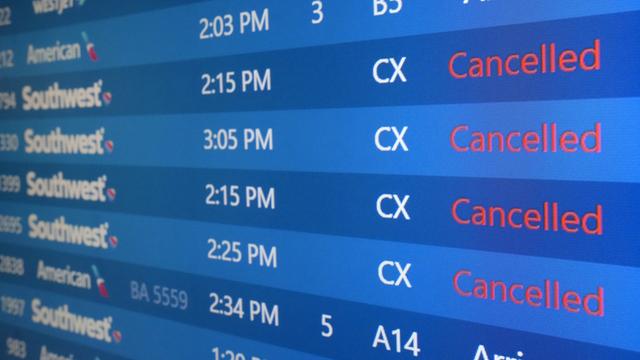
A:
[
  {"left": 36, "top": 260, "right": 92, "bottom": 290},
  {"left": 26, "top": 171, "right": 116, "bottom": 203},
  {"left": 40, "top": 346, "right": 75, "bottom": 360},
  {"left": 26, "top": 31, "right": 99, "bottom": 65}
]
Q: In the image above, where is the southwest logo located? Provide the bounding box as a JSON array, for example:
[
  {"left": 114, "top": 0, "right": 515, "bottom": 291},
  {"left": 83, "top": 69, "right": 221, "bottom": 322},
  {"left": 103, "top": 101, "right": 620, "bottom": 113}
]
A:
[
  {"left": 106, "top": 188, "right": 117, "bottom": 202},
  {"left": 24, "top": 127, "right": 110, "bottom": 156},
  {"left": 104, "top": 140, "right": 115, "bottom": 153},
  {"left": 28, "top": 214, "right": 111, "bottom": 250},
  {"left": 112, "top": 330, "right": 122, "bottom": 343},
  {"left": 26, "top": 171, "right": 111, "bottom": 203},
  {"left": 102, "top": 92, "right": 112, "bottom": 105},
  {"left": 108, "top": 235, "right": 119, "bottom": 248},
  {"left": 31, "top": 298, "right": 118, "bottom": 343},
  {"left": 22, "top": 80, "right": 108, "bottom": 111}
]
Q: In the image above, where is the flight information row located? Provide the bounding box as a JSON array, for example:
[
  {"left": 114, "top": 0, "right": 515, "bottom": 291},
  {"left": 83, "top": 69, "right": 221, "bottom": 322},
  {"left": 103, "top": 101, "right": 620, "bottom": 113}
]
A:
[
  {"left": 0, "top": 0, "right": 638, "bottom": 40},
  {"left": 0, "top": 11, "right": 638, "bottom": 117},
  {"left": 0, "top": 198, "right": 635, "bottom": 308},
  {"left": 0, "top": 321, "right": 130, "bottom": 360},
  {"left": 0, "top": 164, "right": 638, "bottom": 265},
  {"left": 0, "top": 0, "right": 206, "bottom": 35},
  {"left": 0, "top": 2, "right": 639, "bottom": 78},
  {"left": 0, "top": 98, "right": 637, "bottom": 183},
  {"left": 0, "top": 245, "right": 638, "bottom": 358}
]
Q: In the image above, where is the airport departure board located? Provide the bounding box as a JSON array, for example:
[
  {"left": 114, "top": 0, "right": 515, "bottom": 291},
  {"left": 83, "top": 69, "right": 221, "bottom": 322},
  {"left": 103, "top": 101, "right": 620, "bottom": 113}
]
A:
[{"left": 0, "top": 1, "right": 639, "bottom": 359}]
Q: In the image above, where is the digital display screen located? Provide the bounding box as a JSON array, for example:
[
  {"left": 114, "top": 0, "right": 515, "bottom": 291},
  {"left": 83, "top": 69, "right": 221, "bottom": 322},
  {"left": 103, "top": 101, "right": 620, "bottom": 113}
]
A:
[{"left": 0, "top": 1, "right": 639, "bottom": 359}]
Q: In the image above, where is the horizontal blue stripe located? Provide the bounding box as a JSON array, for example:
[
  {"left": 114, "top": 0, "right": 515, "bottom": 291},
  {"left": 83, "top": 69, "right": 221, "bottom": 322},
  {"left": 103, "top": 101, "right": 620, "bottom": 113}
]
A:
[
  {"left": 0, "top": 11, "right": 638, "bottom": 118},
  {"left": 0, "top": 199, "right": 637, "bottom": 298},
  {"left": 0, "top": 246, "right": 638, "bottom": 354},
  {"left": 0, "top": 163, "right": 638, "bottom": 266},
  {"left": 0, "top": 320, "right": 126, "bottom": 360},
  {"left": 1, "top": 2, "right": 639, "bottom": 78},
  {"left": 0, "top": 0, "right": 208, "bottom": 36},
  {"left": 0, "top": 282, "right": 328, "bottom": 360},
  {"left": 0, "top": 98, "right": 637, "bottom": 183}
]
